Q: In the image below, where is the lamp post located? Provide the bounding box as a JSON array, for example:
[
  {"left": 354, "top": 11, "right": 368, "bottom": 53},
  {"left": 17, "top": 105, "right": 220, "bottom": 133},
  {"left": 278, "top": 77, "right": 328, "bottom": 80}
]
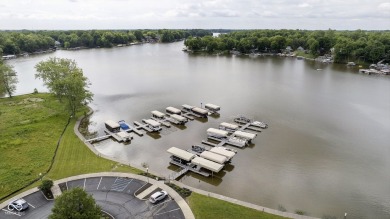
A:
[
  {"left": 146, "top": 168, "right": 149, "bottom": 183},
  {"left": 344, "top": 213, "right": 347, "bottom": 219},
  {"left": 39, "top": 173, "right": 42, "bottom": 181}
]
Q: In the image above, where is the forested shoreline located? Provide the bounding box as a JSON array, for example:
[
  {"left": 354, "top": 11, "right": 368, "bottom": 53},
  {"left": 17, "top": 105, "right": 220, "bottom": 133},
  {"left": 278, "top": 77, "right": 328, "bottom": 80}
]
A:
[
  {"left": 0, "top": 29, "right": 212, "bottom": 56},
  {"left": 185, "top": 30, "right": 390, "bottom": 64}
]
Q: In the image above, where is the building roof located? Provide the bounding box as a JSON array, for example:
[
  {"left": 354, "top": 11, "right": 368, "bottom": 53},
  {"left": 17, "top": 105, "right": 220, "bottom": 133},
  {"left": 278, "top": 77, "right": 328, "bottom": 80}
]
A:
[
  {"left": 151, "top": 110, "right": 165, "bottom": 118},
  {"left": 207, "top": 128, "right": 229, "bottom": 137},
  {"left": 105, "top": 120, "right": 120, "bottom": 129},
  {"left": 200, "top": 151, "right": 227, "bottom": 164},
  {"left": 144, "top": 119, "right": 161, "bottom": 127},
  {"left": 220, "top": 122, "right": 238, "bottom": 130},
  {"left": 191, "top": 157, "right": 224, "bottom": 172},
  {"left": 167, "top": 147, "right": 196, "bottom": 161},
  {"left": 166, "top": 106, "right": 181, "bottom": 114},
  {"left": 209, "top": 147, "right": 236, "bottom": 160},
  {"left": 233, "top": 130, "right": 257, "bottom": 140}
]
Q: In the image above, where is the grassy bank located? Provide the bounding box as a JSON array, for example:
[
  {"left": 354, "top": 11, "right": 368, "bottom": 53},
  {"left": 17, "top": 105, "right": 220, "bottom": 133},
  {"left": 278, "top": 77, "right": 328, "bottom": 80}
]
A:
[
  {"left": 0, "top": 93, "right": 140, "bottom": 200},
  {"left": 188, "top": 193, "right": 287, "bottom": 219}
]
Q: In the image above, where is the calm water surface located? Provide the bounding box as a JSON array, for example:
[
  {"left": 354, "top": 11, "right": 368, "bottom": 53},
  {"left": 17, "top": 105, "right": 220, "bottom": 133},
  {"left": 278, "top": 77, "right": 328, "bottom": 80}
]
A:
[{"left": 7, "top": 42, "right": 390, "bottom": 218}]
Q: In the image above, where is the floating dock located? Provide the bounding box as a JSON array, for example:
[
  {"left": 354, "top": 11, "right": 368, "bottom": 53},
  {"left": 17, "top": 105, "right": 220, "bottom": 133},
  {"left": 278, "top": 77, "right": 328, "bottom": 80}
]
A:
[{"left": 133, "top": 121, "right": 153, "bottom": 132}]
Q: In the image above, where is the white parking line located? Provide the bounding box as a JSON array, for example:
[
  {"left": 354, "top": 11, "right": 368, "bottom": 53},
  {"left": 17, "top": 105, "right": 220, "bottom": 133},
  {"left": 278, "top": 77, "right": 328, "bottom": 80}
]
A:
[
  {"left": 27, "top": 202, "right": 35, "bottom": 208},
  {"left": 155, "top": 208, "right": 181, "bottom": 216},
  {"left": 2, "top": 209, "right": 22, "bottom": 216},
  {"left": 97, "top": 177, "right": 102, "bottom": 190}
]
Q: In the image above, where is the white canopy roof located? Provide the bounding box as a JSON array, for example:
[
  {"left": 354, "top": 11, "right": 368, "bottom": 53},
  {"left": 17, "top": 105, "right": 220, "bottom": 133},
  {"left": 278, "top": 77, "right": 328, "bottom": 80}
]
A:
[
  {"left": 182, "top": 104, "right": 193, "bottom": 110},
  {"left": 192, "top": 107, "right": 208, "bottom": 115},
  {"left": 207, "top": 128, "right": 228, "bottom": 137},
  {"left": 167, "top": 147, "right": 196, "bottom": 161},
  {"left": 220, "top": 122, "right": 238, "bottom": 130},
  {"left": 205, "top": 103, "right": 220, "bottom": 110},
  {"left": 105, "top": 120, "right": 120, "bottom": 129},
  {"left": 144, "top": 119, "right": 161, "bottom": 127},
  {"left": 191, "top": 157, "right": 224, "bottom": 172},
  {"left": 200, "top": 151, "right": 227, "bottom": 164},
  {"left": 151, "top": 110, "right": 165, "bottom": 118},
  {"left": 170, "top": 114, "right": 187, "bottom": 122},
  {"left": 210, "top": 147, "right": 236, "bottom": 160},
  {"left": 234, "top": 130, "right": 257, "bottom": 140},
  {"left": 166, "top": 106, "right": 181, "bottom": 114}
]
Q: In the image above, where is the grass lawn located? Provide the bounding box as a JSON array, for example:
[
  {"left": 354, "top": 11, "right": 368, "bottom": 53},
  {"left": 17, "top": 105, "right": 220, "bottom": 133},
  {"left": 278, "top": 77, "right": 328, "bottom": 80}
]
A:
[
  {"left": 0, "top": 93, "right": 140, "bottom": 201},
  {"left": 188, "top": 193, "right": 287, "bottom": 219}
]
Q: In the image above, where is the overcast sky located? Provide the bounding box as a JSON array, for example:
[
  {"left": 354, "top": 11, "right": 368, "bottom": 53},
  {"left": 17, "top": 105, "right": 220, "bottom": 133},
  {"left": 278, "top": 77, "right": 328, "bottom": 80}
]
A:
[{"left": 0, "top": 0, "right": 389, "bottom": 30}]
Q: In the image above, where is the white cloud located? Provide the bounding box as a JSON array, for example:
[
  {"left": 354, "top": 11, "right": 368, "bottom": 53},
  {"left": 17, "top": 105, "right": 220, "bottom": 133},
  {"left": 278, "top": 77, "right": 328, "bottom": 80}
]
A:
[{"left": 0, "top": 0, "right": 389, "bottom": 29}]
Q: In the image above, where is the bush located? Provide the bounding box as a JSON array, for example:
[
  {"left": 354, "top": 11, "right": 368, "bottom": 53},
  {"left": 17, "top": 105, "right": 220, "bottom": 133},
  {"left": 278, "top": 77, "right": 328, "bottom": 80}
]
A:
[
  {"left": 33, "top": 88, "right": 38, "bottom": 94},
  {"left": 39, "top": 179, "right": 53, "bottom": 193}
]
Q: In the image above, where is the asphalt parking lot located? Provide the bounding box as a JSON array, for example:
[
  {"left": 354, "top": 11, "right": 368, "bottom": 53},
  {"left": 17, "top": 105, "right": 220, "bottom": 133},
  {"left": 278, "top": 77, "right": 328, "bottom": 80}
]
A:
[{"left": 1, "top": 176, "right": 185, "bottom": 219}]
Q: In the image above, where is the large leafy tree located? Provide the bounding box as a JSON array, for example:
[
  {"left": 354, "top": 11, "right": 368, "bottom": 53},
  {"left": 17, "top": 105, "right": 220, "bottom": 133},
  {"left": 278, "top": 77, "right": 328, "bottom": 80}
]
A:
[
  {"left": 50, "top": 188, "right": 101, "bottom": 219},
  {"left": 0, "top": 61, "right": 18, "bottom": 98},
  {"left": 35, "top": 58, "right": 93, "bottom": 116}
]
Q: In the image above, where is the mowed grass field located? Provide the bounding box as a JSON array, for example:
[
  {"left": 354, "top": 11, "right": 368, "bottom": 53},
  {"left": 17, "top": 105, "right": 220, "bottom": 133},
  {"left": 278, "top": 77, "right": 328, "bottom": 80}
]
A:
[
  {"left": 0, "top": 93, "right": 140, "bottom": 200},
  {"left": 188, "top": 193, "right": 287, "bottom": 219}
]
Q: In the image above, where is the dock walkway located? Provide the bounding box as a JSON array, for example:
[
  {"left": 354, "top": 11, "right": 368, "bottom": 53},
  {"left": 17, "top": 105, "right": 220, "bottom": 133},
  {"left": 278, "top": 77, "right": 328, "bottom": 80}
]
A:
[
  {"left": 169, "top": 161, "right": 210, "bottom": 178},
  {"left": 133, "top": 121, "right": 153, "bottom": 132},
  {"left": 204, "top": 136, "right": 246, "bottom": 148},
  {"left": 151, "top": 117, "right": 171, "bottom": 128}
]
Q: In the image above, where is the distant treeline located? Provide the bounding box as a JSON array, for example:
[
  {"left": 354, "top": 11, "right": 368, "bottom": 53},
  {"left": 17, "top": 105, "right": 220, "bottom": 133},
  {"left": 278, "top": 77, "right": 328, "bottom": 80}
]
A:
[
  {"left": 0, "top": 29, "right": 212, "bottom": 55},
  {"left": 184, "top": 30, "right": 390, "bottom": 63}
]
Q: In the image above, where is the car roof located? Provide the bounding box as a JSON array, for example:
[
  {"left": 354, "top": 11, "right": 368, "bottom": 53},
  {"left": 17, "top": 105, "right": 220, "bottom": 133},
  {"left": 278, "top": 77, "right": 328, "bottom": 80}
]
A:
[
  {"left": 151, "top": 191, "right": 166, "bottom": 198},
  {"left": 13, "top": 199, "right": 27, "bottom": 205}
]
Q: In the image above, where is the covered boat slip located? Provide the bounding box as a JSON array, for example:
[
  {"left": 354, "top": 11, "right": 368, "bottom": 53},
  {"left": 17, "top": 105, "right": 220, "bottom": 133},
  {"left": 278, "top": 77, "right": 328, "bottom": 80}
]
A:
[
  {"left": 204, "top": 103, "right": 220, "bottom": 112},
  {"left": 151, "top": 110, "right": 166, "bottom": 119},
  {"left": 166, "top": 106, "right": 181, "bottom": 115},
  {"left": 191, "top": 107, "right": 209, "bottom": 117},
  {"left": 207, "top": 128, "right": 229, "bottom": 138},
  {"left": 169, "top": 114, "right": 188, "bottom": 124},
  {"left": 167, "top": 147, "right": 196, "bottom": 162},
  {"left": 191, "top": 157, "right": 224, "bottom": 173},
  {"left": 105, "top": 120, "right": 120, "bottom": 132},
  {"left": 143, "top": 119, "right": 161, "bottom": 127},
  {"left": 219, "top": 122, "right": 239, "bottom": 132},
  {"left": 210, "top": 147, "right": 236, "bottom": 160},
  {"left": 181, "top": 104, "right": 194, "bottom": 111},
  {"left": 200, "top": 151, "right": 228, "bottom": 164},
  {"left": 233, "top": 130, "right": 257, "bottom": 140}
]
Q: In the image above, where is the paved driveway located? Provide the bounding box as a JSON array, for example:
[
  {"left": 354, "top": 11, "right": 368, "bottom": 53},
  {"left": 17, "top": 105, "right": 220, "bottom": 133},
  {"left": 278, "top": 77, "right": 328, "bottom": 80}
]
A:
[{"left": 1, "top": 176, "right": 185, "bottom": 219}]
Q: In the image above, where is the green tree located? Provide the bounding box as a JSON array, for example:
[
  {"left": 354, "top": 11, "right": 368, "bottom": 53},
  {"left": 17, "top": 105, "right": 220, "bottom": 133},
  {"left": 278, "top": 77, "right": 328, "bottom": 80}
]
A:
[
  {"left": 35, "top": 58, "right": 93, "bottom": 116},
  {"left": 50, "top": 188, "right": 101, "bottom": 219},
  {"left": 0, "top": 62, "right": 18, "bottom": 98}
]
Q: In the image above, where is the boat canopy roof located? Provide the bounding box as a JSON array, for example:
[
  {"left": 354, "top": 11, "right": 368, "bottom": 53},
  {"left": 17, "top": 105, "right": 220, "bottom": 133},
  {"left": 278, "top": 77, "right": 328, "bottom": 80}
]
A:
[
  {"left": 105, "top": 120, "right": 120, "bottom": 129},
  {"left": 210, "top": 147, "right": 236, "bottom": 160},
  {"left": 192, "top": 107, "right": 208, "bottom": 115},
  {"left": 151, "top": 110, "right": 165, "bottom": 118},
  {"left": 205, "top": 103, "right": 220, "bottom": 111},
  {"left": 220, "top": 122, "right": 238, "bottom": 130},
  {"left": 182, "top": 104, "right": 193, "bottom": 110},
  {"left": 117, "top": 131, "right": 130, "bottom": 138},
  {"left": 207, "top": 128, "right": 228, "bottom": 137},
  {"left": 144, "top": 119, "right": 161, "bottom": 127},
  {"left": 191, "top": 157, "right": 224, "bottom": 172},
  {"left": 167, "top": 147, "right": 196, "bottom": 161},
  {"left": 166, "top": 106, "right": 181, "bottom": 114},
  {"left": 170, "top": 114, "right": 187, "bottom": 122},
  {"left": 234, "top": 130, "right": 257, "bottom": 140},
  {"left": 200, "top": 151, "right": 227, "bottom": 164}
]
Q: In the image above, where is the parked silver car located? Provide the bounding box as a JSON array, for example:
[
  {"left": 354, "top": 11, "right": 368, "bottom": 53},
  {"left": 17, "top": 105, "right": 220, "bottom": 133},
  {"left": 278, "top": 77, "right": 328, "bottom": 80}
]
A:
[
  {"left": 8, "top": 199, "right": 29, "bottom": 211},
  {"left": 149, "top": 191, "right": 168, "bottom": 204}
]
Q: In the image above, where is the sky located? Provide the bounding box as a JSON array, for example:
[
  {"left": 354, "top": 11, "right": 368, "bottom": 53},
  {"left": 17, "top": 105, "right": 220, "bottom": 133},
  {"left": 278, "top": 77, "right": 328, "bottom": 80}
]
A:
[{"left": 0, "top": 0, "right": 389, "bottom": 30}]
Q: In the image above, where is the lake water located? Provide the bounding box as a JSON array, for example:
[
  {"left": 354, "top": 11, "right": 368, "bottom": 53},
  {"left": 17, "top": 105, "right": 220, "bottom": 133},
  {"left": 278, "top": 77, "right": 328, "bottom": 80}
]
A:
[{"left": 7, "top": 42, "right": 390, "bottom": 218}]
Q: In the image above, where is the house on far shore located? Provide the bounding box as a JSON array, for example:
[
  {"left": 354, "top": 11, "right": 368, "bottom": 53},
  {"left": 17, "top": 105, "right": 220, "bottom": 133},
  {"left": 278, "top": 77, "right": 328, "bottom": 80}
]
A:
[
  {"left": 54, "top": 41, "right": 61, "bottom": 47},
  {"left": 285, "top": 46, "right": 292, "bottom": 54},
  {"left": 297, "top": 46, "right": 305, "bottom": 51}
]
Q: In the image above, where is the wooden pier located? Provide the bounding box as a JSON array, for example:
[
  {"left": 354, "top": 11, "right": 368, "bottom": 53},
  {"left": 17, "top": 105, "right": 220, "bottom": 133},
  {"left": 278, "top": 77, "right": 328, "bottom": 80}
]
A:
[
  {"left": 150, "top": 117, "right": 171, "bottom": 128},
  {"left": 238, "top": 123, "right": 262, "bottom": 132},
  {"left": 85, "top": 134, "right": 111, "bottom": 143},
  {"left": 169, "top": 160, "right": 210, "bottom": 179},
  {"left": 206, "top": 136, "right": 246, "bottom": 148},
  {"left": 133, "top": 121, "right": 153, "bottom": 132}
]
